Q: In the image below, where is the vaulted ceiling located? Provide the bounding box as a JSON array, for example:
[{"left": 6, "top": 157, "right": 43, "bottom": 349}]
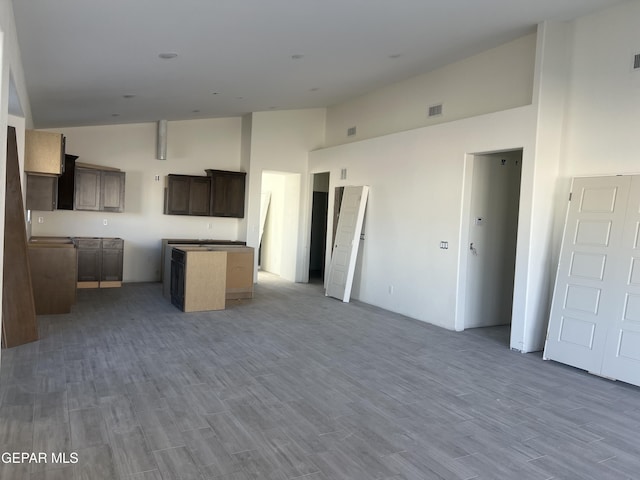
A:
[{"left": 13, "top": 0, "right": 626, "bottom": 128}]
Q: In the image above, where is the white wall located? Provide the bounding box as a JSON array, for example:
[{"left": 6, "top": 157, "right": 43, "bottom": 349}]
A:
[
  {"left": 562, "top": 1, "right": 640, "bottom": 176},
  {"left": 311, "top": 105, "right": 537, "bottom": 331},
  {"left": 325, "top": 33, "right": 536, "bottom": 147},
  {"left": 30, "top": 118, "right": 244, "bottom": 282},
  {"left": 244, "top": 109, "right": 326, "bottom": 282}
]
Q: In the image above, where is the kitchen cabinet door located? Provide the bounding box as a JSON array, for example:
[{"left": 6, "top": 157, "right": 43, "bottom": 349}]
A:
[
  {"left": 26, "top": 174, "right": 57, "bottom": 211},
  {"left": 165, "top": 175, "right": 191, "bottom": 215},
  {"left": 206, "top": 170, "right": 246, "bottom": 217},
  {"left": 189, "top": 177, "right": 211, "bottom": 216},
  {"left": 101, "top": 171, "right": 125, "bottom": 212},
  {"left": 101, "top": 238, "right": 124, "bottom": 283},
  {"left": 165, "top": 175, "right": 211, "bottom": 216},
  {"left": 170, "top": 249, "right": 186, "bottom": 310},
  {"left": 74, "top": 168, "right": 101, "bottom": 211},
  {"left": 25, "top": 130, "right": 64, "bottom": 175},
  {"left": 76, "top": 241, "right": 101, "bottom": 284}
]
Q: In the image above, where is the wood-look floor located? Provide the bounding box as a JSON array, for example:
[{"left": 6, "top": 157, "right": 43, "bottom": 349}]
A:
[{"left": 1, "top": 272, "right": 640, "bottom": 480}]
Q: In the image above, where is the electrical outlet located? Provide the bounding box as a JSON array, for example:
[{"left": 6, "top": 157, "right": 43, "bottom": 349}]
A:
[
  {"left": 103, "top": 219, "right": 108, "bottom": 226},
  {"left": 388, "top": 285, "right": 394, "bottom": 294},
  {"left": 37, "top": 217, "right": 44, "bottom": 224},
  {"left": 154, "top": 175, "right": 160, "bottom": 182},
  {"left": 440, "top": 241, "right": 449, "bottom": 249}
]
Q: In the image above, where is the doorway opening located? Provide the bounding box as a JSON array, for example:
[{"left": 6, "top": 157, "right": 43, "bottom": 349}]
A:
[
  {"left": 309, "top": 172, "right": 329, "bottom": 283},
  {"left": 259, "top": 171, "right": 301, "bottom": 281},
  {"left": 462, "top": 149, "right": 523, "bottom": 345}
]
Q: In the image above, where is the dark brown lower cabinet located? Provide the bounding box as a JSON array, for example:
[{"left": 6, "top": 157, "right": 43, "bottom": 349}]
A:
[
  {"left": 101, "top": 238, "right": 124, "bottom": 286},
  {"left": 75, "top": 237, "right": 123, "bottom": 288},
  {"left": 170, "top": 248, "right": 186, "bottom": 310},
  {"left": 28, "top": 241, "right": 77, "bottom": 315}
]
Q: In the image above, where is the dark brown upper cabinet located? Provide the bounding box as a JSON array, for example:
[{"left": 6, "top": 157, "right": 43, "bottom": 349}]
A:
[
  {"left": 74, "top": 167, "right": 125, "bottom": 212},
  {"left": 165, "top": 175, "right": 212, "bottom": 216},
  {"left": 206, "top": 170, "right": 246, "bottom": 218},
  {"left": 57, "top": 154, "right": 79, "bottom": 210},
  {"left": 164, "top": 170, "right": 246, "bottom": 218},
  {"left": 26, "top": 174, "right": 58, "bottom": 211}
]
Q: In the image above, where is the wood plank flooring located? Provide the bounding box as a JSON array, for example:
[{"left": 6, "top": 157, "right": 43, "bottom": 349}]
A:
[{"left": 1, "top": 272, "right": 640, "bottom": 479}]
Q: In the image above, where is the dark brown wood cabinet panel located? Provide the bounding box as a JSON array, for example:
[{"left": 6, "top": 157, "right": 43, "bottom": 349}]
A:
[
  {"left": 77, "top": 245, "right": 101, "bottom": 282},
  {"left": 170, "top": 249, "right": 186, "bottom": 310},
  {"left": 75, "top": 167, "right": 125, "bottom": 212},
  {"left": 165, "top": 171, "right": 245, "bottom": 218},
  {"left": 165, "top": 175, "right": 211, "bottom": 216},
  {"left": 57, "top": 154, "right": 78, "bottom": 210},
  {"left": 101, "top": 238, "right": 124, "bottom": 282},
  {"left": 206, "top": 170, "right": 246, "bottom": 217},
  {"left": 165, "top": 175, "right": 191, "bottom": 215},
  {"left": 101, "top": 171, "right": 125, "bottom": 212},
  {"left": 189, "top": 177, "right": 212, "bottom": 215},
  {"left": 3, "top": 126, "right": 38, "bottom": 348},
  {"left": 74, "top": 167, "right": 101, "bottom": 211},
  {"left": 28, "top": 242, "right": 77, "bottom": 315},
  {"left": 26, "top": 174, "right": 57, "bottom": 211},
  {"left": 101, "top": 248, "right": 123, "bottom": 282},
  {"left": 75, "top": 237, "right": 123, "bottom": 287}
]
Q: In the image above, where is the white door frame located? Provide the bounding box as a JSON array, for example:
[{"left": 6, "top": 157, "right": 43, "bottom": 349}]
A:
[{"left": 456, "top": 149, "right": 524, "bottom": 338}]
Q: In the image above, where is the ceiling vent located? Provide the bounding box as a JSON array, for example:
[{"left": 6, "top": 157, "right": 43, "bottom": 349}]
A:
[
  {"left": 428, "top": 103, "right": 443, "bottom": 118},
  {"left": 633, "top": 53, "right": 640, "bottom": 70},
  {"left": 347, "top": 126, "right": 357, "bottom": 137}
]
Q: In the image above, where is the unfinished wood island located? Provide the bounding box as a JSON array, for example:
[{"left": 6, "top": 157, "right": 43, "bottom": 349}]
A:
[{"left": 169, "top": 245, "right": 254, "bottom": 312}]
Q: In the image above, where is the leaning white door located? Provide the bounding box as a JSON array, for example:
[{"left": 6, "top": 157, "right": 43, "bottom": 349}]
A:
[
  {"left": 544, "top": 176, "right": 631, "bottom": 373},
  {"left": 326, "top": 186, "right": 369, "bottom": 302},
  {"left": 601, "top": 175, "right": 640, "bottom": 385}
]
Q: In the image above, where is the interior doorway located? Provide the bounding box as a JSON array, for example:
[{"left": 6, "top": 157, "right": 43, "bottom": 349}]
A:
[
  {"left": 309, "top": 172, "right": 329, "bottom": 283},
  {"left": 463, "top": 150, "right": 523, "bottom": 341},
  {"left": 259, "top": 171, "right": 301, "bottom": 281}
]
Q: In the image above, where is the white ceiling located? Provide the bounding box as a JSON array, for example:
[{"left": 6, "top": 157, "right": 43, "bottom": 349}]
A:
[{"left": 13, "top": 0, "right": 625, "bottom": 128}]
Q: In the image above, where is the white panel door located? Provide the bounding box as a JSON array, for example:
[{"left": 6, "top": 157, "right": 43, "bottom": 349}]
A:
[
  {"left": 601, "top": 175, "right": 640, "bottom": 385},
  {"left": 544, "top": 176, "right": 631, "bottom": 373},
  {"left": 326, "top": 186, "right": 369, "bottom": 302}
]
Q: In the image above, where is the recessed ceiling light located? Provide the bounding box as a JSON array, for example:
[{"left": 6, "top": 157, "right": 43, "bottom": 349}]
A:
[
  {"left": 158, "top": 52, "right": 178, "bottom": 59},
  {"left": 309, "top": 87, "right": 320, "bottom": 92},
  {"left": 123, "top": 94, "right": 136, "bottom": 99},
  {"left": 212, "top": 92, "right": 219, "bottom": 95},
  {"left": 236, "top": 96, "right": 244, "bottom": 100},
  {"left": 111, "top": 113, "right": 120, "bottom": 117},
  {"left": 291, "top": 54, "right": 304, "bottom": 60},
  {"left": 389, "top": 53, "right": 402, "bottom": 59},
  {"left": 192, "top": 109, "right": 200, "bottom": 113}
]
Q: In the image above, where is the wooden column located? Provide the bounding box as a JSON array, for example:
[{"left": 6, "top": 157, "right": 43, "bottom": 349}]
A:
[{"left": 2, "top": 126, "right": 38, "bottom": 348}]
